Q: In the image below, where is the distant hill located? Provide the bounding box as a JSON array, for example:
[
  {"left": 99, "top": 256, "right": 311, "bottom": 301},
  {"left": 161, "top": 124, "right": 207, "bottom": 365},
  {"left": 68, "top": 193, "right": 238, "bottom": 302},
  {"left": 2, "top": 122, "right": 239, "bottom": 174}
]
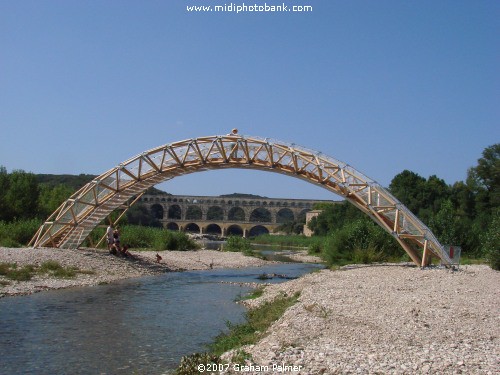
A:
[
  {"left": 35, "top": 174, "right": 167, "bottom": 195},
  {"left": 36, "top": 174, "right": 96, "bottom": 190},
  {"left": 35, "top": 175, "right": 265, "bottom": 198}
]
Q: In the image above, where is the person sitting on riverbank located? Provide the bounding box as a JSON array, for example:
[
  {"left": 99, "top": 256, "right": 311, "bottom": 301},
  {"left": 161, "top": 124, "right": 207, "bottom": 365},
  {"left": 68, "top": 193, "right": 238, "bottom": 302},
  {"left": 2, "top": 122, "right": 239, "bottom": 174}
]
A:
[{"left": 120, "top": 245, "right": 135, "bottom": 259}]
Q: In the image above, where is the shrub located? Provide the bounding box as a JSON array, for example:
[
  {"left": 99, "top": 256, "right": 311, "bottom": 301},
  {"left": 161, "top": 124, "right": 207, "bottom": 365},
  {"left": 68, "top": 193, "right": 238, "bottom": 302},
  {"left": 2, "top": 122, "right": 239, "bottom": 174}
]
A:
[
  {"left": 117, "top": 225, "right": 197, "bottom": 251},
  {"left": 0, "top": 219, "right": 42, "bottom": 247},
  {"left": 224, "top": 236, "right": 252, "bottom": 253},
  {"left": 482, "top": 209, "right": 500, "bottom": 270},
  {"left": 308, "top": 242, "right": 322, "bottom": 254},
  {"left": 84, "top": 225, "right": 197, "bottom": 251},
  {"left": 321, "top": 219, "right": 401, "bottom": 266},
  {"left": 352, "top": 245, "right": 385, "bottom": 264}
]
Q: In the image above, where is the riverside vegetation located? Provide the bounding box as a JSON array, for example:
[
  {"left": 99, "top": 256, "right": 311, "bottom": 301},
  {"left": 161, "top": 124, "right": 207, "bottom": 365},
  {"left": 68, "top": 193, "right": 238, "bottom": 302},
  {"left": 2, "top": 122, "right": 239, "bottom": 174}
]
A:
[
  {"left": 0, "top": 260, "right": 93, "bottom": 284},
  {"left": 174, "top": 291, "right": 300, "bottom": 375},
  {"left": 0, "top": 143, "right": 498, "bottom": 268},
  {"left": 253, "top": 144, "right": 499, "bottom": 270}
]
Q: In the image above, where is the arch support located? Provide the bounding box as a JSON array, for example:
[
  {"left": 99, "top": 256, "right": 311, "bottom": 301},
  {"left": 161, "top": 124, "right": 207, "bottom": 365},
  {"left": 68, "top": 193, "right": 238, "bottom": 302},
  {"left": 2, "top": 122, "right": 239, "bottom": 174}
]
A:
[{"left": 30, "top": 134, "right": 452, "bottom": 266}]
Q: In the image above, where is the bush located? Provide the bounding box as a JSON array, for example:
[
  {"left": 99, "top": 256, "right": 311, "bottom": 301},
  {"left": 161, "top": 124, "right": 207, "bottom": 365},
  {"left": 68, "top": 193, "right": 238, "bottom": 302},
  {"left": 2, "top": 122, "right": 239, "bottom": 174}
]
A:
[
  {"left": 224, "top": 236, "right": 252, "bottom": 253},
  {"left": 79, "top": 225, "right": 199, "bottom": 251},
  {"left": 0, "top": 219, "right": 42, "bottom": 247},
  {"left": 116, "top": 225, "right": 196, "bottom": 251},
  {"left": 308, "top": 242, "right": 322, "bottom": 254},
  {"left": 483, "top": 209, "right": 500, "bottom": 270},
  {"left": 321, "top": 219, "right": 401, "bottom": 266},
  {"left": 352, "top": 245, "right": 385, "bottom": 264}
]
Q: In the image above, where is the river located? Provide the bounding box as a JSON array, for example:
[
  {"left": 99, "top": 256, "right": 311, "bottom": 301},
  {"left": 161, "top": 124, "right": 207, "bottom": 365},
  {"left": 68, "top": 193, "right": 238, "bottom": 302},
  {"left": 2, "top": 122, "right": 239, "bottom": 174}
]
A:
[{"left": 0, "top": 251, "right": 322, "bottom": 374}]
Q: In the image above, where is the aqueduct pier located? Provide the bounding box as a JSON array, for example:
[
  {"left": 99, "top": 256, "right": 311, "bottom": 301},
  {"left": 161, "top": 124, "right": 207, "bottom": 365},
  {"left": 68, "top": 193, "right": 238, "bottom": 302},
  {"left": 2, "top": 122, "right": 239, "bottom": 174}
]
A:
[{"left": 140, "top": 193, "right": 335, "bottom": 237}]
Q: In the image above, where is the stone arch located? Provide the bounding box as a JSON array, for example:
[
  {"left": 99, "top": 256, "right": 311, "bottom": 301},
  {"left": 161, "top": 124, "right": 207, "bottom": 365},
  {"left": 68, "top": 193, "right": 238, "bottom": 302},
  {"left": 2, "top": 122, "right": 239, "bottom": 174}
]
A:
[
  {"left": 186, "top": 206, "right": 202, "bottom": 220},
  {"left": 248, "top": 225, "right": 269, "bottom": 237},
  {"left": 184, "top": 223, "right": 200, "bottom": 233},
  {"left": 207, "top": 206, "right": 224, "bottom": 221},
  {"left": 228, "top": 207, "right": 246, "bottom": 221},
  {"left": 298, "top": 208, "right": 310, "bottom": 222},
  {"left": 205, "top": 224, "right": 222, "bottom": 236},
  {"left": 226, "top": 225, "right": 244, "bottom": 237},
  {"left": 168, "top": 205, "right": 181, "bottom": 219},
  {"left": 31, "top": 134, "right": 450, "bottom": 267},
  {"left": 150, "top": 204, "right": 164, "bottom": 220},
  {"left": 250, "top": 207, "right": 272, "bottom": 222},
  {"left": 166, "top": 222, "right": 179, "bottom": 231},
  {"left": 276, "top": 208, "right": 295, "bottom": 223}
]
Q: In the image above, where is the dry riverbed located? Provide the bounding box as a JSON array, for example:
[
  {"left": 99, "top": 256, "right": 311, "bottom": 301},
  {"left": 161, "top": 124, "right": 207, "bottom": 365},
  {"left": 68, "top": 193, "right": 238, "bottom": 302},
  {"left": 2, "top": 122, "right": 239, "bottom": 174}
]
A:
[
  {"left": 224, "top": 264, "right": 499, "bottom": 374},
  {"left": 0, "top": 246, "right": 269, "bottom": 297}
]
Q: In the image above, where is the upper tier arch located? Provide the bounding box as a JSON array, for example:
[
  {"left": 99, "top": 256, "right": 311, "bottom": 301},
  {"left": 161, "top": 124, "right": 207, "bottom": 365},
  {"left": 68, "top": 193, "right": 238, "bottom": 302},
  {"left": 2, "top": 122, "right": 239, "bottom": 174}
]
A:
[{"left": 30, "top": 133, "right": 451, "bottom": 266}]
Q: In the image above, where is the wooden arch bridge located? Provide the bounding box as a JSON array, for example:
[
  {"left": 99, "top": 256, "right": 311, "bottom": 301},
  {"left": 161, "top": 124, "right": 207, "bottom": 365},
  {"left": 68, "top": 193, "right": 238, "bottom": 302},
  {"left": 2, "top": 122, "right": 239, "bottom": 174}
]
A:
[{"left": 30, "top": 132, "right": 452, "bottom": 267}]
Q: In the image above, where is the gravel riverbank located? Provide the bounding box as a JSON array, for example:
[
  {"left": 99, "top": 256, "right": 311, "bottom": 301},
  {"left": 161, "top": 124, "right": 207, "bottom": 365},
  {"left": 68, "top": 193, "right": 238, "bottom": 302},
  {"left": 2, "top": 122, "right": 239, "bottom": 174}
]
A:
[
  {"left": 225, "top": 264, "right": 499, "bottom": 374},
  {"left": 0, "top": 247, "right": 269, "bottom": 297}
]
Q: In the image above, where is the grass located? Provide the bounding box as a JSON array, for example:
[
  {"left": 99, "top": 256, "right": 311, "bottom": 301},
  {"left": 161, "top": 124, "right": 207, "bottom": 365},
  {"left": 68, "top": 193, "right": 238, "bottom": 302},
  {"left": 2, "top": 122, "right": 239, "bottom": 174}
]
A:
[
  {"left": 250, "top": 234, "right": 323, "bottom": 249},
  {"left": 174, "top": 291, "right": 300, "bottom": 374},
  {"left": 459, "top": 257, "right": 488, "bottom": 265},
  {"left": 0, "top": 263, "right": 36, "bottom": 281},
  {"left": 209, "top": 291, "right": 300, "bottom": 356},
  {"left": 0, "top": 261, "right": 94, "bottom": 282},
  {"left": 235, "top": 287, "right": 265, "bottom": 302},
  {"left": 244, "top": 287, "right": 265, "bottom": 300}
]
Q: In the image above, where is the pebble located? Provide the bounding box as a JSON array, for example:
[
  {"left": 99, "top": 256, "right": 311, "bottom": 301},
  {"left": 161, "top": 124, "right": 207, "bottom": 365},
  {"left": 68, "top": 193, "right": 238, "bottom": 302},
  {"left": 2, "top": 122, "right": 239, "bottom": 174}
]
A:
[{"left": 233, "top": 264, "right": 500, "bottom": 374}]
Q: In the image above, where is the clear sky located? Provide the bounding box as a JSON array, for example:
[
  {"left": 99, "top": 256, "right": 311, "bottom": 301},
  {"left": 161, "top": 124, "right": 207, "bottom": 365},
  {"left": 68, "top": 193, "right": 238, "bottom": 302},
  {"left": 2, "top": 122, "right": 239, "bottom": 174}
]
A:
[{"left": 1, "top": 1, "right": 498, "bottom": 200}]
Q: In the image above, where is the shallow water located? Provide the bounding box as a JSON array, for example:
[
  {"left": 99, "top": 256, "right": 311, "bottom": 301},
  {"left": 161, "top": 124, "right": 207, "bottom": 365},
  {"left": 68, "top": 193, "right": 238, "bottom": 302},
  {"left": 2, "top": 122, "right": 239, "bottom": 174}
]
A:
[{"left": 0, "top": 261, "right": 321, "bottom": 375}]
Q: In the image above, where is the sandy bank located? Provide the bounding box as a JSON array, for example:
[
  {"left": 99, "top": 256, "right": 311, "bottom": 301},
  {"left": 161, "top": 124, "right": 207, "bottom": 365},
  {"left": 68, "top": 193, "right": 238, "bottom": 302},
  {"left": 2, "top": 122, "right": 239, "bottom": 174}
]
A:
[
  {"left": 0, "top": 247, "right": 269, "bottom": 297},
  {"left": 225, "top": 264, "right": 500, "bottom": 374}
]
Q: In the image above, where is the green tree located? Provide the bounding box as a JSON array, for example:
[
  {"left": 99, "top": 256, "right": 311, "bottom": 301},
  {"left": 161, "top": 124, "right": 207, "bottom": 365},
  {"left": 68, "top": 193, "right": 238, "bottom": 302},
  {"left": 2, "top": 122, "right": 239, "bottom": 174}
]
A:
[
  {"left": 0, "top": 166, "right": 11, "bottom": 221},
  {"left": 308, "top": 201, "right": 363, "bottom": 236},
  {"left": 472, "top": 144, "right": 500, "bottom": 192},
  {"left": 482, "top": 208, "right": 499, "bottom": 270},
  {"left": 126, "top": 204, "right": 162, "bottom": 227},
  {"left": 450, "top": 181, "right": 476, "bottom": 220},
  {"left": 466, "top": 144, "right": 500, "bottom": 222},
  {"left": 389, "top": 170, "right": 427, "bottom": 215},
  {"left": 4, "top": 170, "right": 39, "bottom": 220},
  {"left": 38, "top": 184, "right": 74, "bottom": 218},
  {"left": 429, "top": 200, "right": 461, "bottom": 246}
]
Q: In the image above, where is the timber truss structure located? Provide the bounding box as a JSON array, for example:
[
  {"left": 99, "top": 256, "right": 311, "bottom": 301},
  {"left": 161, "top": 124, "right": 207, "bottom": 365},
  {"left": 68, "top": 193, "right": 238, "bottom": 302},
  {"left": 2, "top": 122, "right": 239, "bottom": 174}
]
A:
[{"left": 30, "top": 133, "right": 452, "bottom": 267}]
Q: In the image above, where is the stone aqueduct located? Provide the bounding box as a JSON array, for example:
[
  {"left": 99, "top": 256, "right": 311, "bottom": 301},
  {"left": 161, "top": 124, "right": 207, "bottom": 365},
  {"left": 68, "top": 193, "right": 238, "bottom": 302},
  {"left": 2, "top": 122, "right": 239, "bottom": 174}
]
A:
[
  {"left": 30, "top": 132, "right": 453, "bottom": 267},
  {"left": 140, "top": 193, "right": 332, "bottom": 237}
]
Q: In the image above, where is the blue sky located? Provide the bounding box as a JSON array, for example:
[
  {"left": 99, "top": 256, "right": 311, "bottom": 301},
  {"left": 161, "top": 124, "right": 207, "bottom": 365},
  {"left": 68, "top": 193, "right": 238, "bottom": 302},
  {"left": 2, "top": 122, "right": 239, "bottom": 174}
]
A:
[{"left": 1, "top": 1, "right": 498, "bottom": 200}]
